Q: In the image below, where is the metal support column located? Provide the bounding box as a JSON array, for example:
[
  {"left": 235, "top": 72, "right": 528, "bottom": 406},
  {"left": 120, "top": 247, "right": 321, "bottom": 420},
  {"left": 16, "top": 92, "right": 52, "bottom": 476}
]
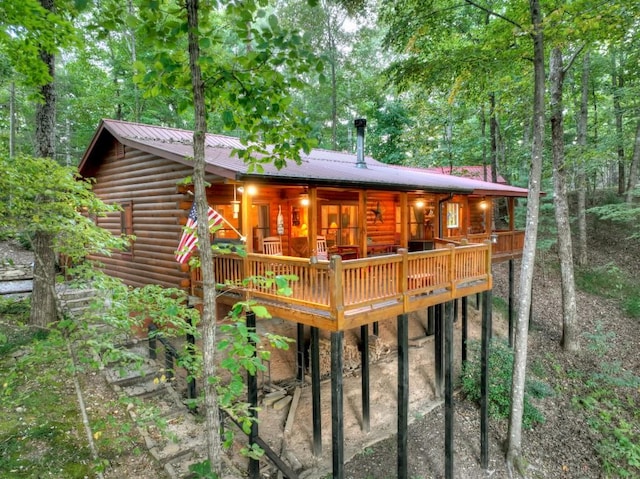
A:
[
  {"left": 480, "top": 290, "right": 492, "bottom": 468},
  {"left": 246, "top": 311, "right": 259, "bottom": 479},
  {"left": 508, "top": 259, "right": 515, "bottom": 347},
  {"left": 426, "top": 306, "right": 435, "bottom": 336},
  {"left": 397, "top": 313, "right": 409, "bottom": 479},
  {"left": 461, "top": 296, "right": 468, "bottom": 363},
  {"left": 311, "top": 326, "right": 322, "bottom": 456},
  {"left": 361, "top": 324, "right": 370, "bottom": 432},
  {"left": 296, "top": 323, "right": 305, "bottom": 382},
  {"left": 444, "top": 301, "right": 455, "bottom": 479},
  {"left": 331, "top": 331, "right": 344, "bottom": 479},
  {"left": 434, "top": 303, "right": 444, "bottom": 397}
]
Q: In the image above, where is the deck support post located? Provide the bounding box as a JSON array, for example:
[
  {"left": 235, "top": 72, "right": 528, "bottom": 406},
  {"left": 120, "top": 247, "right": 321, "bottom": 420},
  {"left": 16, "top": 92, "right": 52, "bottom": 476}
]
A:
[
  {"left": 434, "top": 303, "right": 444, "bottom": 397},
  {"left": 310, "top": 326, "right": 322, "bottom": 456},
  {"left": 426, "top": 306, "right": 435, "bottom": 336},
  {"left": 296, "top": 323, "right": 305, "bottom": 382},
  {"left": 397, "top": 313, "right": 409, "bottom": 479},
  {"left": 480, "top": 289, "right": 492, "bottom": 468},
  {"left": 453, "top": 298, "right": 458, "bottom": 322},
  {"left": 360, "top": 324, "right": 370, "bottom": 432},
  {"left": 508, "top": 259, "right": 515, "bottom": 347},
  {"left": 461, "top": 296, "right": 468, "bottom": 363},
  {"left": 331, "top": 331, "right": 344, "bottom": 479},
  {"left": 444, "top": 301, "right": 455, "bottom": 479},
  {"left": 246, "top": 311, "right": 259, "bottom": 479},
  {"left": 373, "top": 321, "right": 379, "bottom": 336}
]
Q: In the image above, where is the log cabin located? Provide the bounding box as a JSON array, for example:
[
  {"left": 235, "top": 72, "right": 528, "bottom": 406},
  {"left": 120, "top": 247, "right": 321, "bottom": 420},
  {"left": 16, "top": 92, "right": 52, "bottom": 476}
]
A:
[
  {"left": 79, "top": 118, "right": 526, "bottom": 330},
  {"left": 79, "top": 118, "right": 529, "bottom": 477}
]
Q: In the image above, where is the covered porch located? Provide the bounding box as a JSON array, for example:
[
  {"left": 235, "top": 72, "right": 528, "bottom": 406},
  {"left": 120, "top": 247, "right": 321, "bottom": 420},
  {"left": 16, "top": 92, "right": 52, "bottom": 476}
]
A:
[{"left": 190, "top": 241, "right": 492, "bottom": 331}]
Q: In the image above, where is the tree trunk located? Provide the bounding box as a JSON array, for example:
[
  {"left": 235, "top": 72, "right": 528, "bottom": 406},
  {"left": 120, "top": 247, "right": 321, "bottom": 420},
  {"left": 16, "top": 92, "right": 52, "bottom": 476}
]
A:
[
  {"left": 506, "top": 0, "right": 545, "bottom": 471},
  {"left": 490, "top": 92, "right": 498, "bottom": 183},
  {"left": 611, "top": 49, "right": 625, "bottom": 194},
  {"left": 575, "top": 51, "right": 589, "bottom": 266},
  {"left": 186, "top": 1, "right": 223, "bottom": 475},
  {"left": 549, "top": 47, "right": 579, "bottom": 352},
  {"left": 30, "top": 0, "right": 58, "bottom": 329},
  {"left": 626, "top": 120, "right": 640, "bottom": 203}
]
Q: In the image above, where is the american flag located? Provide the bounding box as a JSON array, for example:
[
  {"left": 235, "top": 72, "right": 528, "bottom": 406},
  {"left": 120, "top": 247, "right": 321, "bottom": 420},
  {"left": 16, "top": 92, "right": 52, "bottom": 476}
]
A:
[{"left": 175, "top": 203, "right": 224, "bottom": 264}]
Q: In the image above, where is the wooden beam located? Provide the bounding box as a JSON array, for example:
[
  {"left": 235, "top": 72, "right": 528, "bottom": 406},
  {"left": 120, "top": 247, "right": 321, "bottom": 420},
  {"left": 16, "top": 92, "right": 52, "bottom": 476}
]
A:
[
  {"left": 296, "top": 323, "right": 305, "bottom": 383},
  {"left": 461, "top": 296, "right": 468, "bottom": 363},
  {"left": 434, "top": 303, "right": 444, "bottom": 397}
]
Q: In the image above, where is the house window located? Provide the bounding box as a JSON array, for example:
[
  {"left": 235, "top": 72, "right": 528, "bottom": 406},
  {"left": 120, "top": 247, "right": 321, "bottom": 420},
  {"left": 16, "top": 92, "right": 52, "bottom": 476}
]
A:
[
  {"left": 121, "top": 201, "right": 133, "bottom": 254},
  {"left": 320, "top": 204, "right": 359, "bottom": 246}
]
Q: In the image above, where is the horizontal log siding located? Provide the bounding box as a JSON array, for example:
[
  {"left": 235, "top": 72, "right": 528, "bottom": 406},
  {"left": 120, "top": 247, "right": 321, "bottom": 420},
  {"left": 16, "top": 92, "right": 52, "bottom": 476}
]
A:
[
  {"left": 366, "top": 192, "right": 398, "bottom": 247},
  {"left": 88, "top": 141, "right": 199, "bottom": 288}
]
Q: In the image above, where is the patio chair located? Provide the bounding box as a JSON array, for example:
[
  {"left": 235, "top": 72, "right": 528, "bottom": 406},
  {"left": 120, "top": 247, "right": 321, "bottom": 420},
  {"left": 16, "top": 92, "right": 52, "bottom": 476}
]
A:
[
  {"left": 316, "top": 235, "right": 328, "bottom": 260},
  {"left": 262, "top": 236, "right": 283, "bottom": 256}
]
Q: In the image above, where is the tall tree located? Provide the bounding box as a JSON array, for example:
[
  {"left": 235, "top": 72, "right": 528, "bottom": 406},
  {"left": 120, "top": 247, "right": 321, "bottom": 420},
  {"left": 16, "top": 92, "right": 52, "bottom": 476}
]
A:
[
  {"left": 549, "top": 46, "right": 580, "bottom": 352},
  {"left": 0, "top": 0, "right": 76, "bottom": 327},
  {"left": 575, "top": 51, "right": 589, "bottom": 266},
  {"left": 506, "top": 0, "right": 545, "bottom": 471},
  {"left": 133, "top": 0, "right": 320, "bottom": 471}
]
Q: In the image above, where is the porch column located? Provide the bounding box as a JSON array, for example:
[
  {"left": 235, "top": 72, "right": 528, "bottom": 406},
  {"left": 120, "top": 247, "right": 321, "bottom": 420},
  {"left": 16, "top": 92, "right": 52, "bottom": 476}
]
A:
[
  {"left": 240, "top": 183, "right": 253, "bottom": 253},
  {"left": 480, "top": 289, "right": 492, "bottom": 468},
  {"left": 360, "top": 324, "right": 370, "bottom": 432},
  {"left": 309, "top": 187, "right": 318, "bottom": 256},
  {"left": 397, "top": 313, "right": 409, "bottom": 479},
  {"left": 426, "top": 305, "right": 435, "bottom": 336},
  {"left": 400, "top": 191, "right": 409, "bottom": 249},
  {"left": 358, "top": 190, "right": 368, "bottom": 256},
  {"left": 331, "top": 331, "right": 344, "bottom": 479},
  {"left": 311, "top": 326, "right": 322, "bottom": 456}
]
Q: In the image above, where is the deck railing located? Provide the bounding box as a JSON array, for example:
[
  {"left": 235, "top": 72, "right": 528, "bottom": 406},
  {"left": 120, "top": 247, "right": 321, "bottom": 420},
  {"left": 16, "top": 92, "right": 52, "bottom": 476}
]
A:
[
  {"left": 442, "top": 230, "right": 524, "bottom": 260},
  {"left": 190, "top": 242, "right": 492, "bottom": 330}
]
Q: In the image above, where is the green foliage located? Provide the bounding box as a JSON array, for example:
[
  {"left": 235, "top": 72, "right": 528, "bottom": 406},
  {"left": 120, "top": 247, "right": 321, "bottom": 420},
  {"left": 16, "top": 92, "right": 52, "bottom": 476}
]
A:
[
  {"left": 460, "top": 339, "right": 549, "bottom": 429},
  {"left": 583, "top": 321, "right": 616, "bottom": 357},
  {"left": 575, "top": 263, "right": 640, "bottom": 319},
  {"left": 572, "top": 331, "right": 640, "bottom": 478},
  {"left": 0, "top": 155, "right": 129, "bottom": 263},
  {"left": 588, "top": 200, "right": 640, "bottom": 239},
  {"left": 129, "top": 0, "right": 321, "bottom": 170}
]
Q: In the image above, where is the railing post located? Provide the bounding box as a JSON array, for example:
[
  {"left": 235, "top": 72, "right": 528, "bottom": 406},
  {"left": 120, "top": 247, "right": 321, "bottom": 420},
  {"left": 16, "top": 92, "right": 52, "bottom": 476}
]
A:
[
  {"left": 398, "top": 248, "right": 409, "bottom": 311},
  {"left": 447, "top": 243, "right": 456, "bottom": 299},
  {"left": 329, "top": 255, "right": 344, "bottom": 329},
  {"left": 484, "top": 240, "right": 493, "bottom": 288}
]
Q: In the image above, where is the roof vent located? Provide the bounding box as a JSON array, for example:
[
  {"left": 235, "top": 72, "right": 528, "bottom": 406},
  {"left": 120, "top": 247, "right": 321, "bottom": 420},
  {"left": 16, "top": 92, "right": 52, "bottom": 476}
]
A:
[{"left": 354, "top": 118, "right": 367, "bottom": 169}]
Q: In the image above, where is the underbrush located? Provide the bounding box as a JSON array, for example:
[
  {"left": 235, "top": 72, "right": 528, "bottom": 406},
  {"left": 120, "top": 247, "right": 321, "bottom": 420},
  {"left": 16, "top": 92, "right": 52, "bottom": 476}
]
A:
[
  {"left": 575, "top": 262, "right": 640, "bottom": 319},
  {"left": 572, "top": 327, "right": 640, "bottom": 477},
  {"left": 460, "top": 339, "right": 552, "bottom": 429},
  {"left": 0, "top": 300, "right": 150, "bottom": 478}
]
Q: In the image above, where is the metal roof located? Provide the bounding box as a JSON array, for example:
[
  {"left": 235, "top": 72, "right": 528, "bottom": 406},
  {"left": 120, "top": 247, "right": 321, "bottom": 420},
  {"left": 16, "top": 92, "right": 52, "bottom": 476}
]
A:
[
  {"left": 79, "top": 119, "right": 528, "bottom": 197},
  {"left": 424, "top": 165, "right": 507, "bottom": 184}
]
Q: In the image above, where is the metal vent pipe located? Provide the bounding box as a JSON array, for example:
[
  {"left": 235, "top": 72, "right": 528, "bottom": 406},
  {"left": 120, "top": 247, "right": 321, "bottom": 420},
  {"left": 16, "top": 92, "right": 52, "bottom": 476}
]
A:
[{"left": 354, "top": 118, "right": 367, "bottom": 169}]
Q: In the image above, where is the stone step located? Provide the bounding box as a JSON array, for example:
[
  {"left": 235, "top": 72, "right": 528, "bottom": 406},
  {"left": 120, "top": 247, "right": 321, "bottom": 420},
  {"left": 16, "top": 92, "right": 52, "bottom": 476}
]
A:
[{"left": 143, "top": 412, "right": 207, "bottom": 465}]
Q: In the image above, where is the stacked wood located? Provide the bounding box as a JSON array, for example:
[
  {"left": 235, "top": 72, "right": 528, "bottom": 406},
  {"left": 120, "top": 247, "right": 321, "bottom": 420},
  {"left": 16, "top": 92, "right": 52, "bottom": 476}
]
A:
[{"left": 314, "top": 334, "right": 390, "bottom": 377}]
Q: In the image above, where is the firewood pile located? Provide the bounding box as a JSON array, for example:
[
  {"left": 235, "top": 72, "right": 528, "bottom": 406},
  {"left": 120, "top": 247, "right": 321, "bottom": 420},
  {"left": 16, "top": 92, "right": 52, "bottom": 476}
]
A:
[{"left": 315, "top": 334, "right": 390, "bottom": 377}]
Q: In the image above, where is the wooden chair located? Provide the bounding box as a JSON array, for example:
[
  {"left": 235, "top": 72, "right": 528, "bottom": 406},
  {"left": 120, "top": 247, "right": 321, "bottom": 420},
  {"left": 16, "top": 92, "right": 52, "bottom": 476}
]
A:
[
  {"left": 316, "top": 235, "right": 328, "bottom": 260},
  {"left": 262, "top": 236, "right": 283, "bottom": 256}
]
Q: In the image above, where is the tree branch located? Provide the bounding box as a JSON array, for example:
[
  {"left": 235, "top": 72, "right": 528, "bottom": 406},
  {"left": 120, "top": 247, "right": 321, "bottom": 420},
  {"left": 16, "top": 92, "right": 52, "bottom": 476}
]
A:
[
  {"left": 463, "top": 0, "right": 524, "bottom": 31},
  {"left": 563, "top": 43, "right": 586, "bottom": 74}
]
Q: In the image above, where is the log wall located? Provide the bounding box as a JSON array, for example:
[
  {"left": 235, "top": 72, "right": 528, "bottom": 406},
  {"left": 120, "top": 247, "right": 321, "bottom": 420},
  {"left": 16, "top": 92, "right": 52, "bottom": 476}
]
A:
[{"left": 88, "top": 140, "right": 200, "bottom": 288}]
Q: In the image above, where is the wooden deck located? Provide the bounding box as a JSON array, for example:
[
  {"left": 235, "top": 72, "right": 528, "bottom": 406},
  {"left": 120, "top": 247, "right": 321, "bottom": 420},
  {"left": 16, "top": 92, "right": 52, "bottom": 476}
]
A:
[
  {"left": 191, "top": 242, "right": 493, "bottom": 331},
  {"left": 437, "top": 230, "right": 524, "bottom": 262}
]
